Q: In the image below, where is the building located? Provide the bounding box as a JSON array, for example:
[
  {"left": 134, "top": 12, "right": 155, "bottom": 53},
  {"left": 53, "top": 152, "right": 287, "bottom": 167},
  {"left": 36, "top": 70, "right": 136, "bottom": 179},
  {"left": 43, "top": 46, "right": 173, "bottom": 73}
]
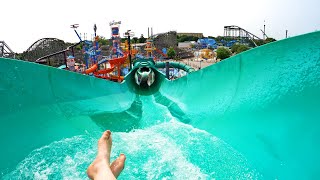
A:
[
  {"left": 178, "top": 42, "right": 192, "bottom": 49},
  {"left": 153, "top": 31, "right": 177, "bottom": 49}
]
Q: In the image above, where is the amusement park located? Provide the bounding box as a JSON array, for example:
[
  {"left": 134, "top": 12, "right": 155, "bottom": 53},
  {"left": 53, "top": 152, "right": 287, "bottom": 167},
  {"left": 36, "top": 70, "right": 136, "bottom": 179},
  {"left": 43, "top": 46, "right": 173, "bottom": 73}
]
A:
[
  {"left": 6, "top": 21, "right": 276, "bottom": 83},
  {"left": 1, "top": 4, "right": 320, "bottom": 178},
  {"left": 20, "top": 21, "right": 197, "bottom": 82}
]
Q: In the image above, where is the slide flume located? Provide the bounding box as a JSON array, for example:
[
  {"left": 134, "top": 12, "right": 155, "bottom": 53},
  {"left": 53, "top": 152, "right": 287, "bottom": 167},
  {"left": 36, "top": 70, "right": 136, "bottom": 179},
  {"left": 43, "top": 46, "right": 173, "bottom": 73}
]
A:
[{"left": 0, "top": 31, "right": 319, "bottom": 179}]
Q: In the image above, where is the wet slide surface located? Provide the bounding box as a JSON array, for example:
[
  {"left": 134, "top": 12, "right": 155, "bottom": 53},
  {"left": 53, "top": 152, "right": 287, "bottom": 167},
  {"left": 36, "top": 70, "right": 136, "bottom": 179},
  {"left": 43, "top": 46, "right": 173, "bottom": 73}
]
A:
[{"left": 1, "top": 31, "right": 320, "bottom": 179}]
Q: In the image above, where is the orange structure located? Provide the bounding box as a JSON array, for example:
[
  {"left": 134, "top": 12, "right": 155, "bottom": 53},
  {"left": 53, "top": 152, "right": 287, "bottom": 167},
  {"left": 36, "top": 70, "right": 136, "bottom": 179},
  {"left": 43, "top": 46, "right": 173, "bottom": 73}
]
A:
[
  {"left": 84, "top": 54, "right": 128, "bottom": 82},
  {"left": 83, "top": 21, "right": 130, "bottom": 82},
  {"left": 145, "top": 39, "right": 156, "bottom": 58}
]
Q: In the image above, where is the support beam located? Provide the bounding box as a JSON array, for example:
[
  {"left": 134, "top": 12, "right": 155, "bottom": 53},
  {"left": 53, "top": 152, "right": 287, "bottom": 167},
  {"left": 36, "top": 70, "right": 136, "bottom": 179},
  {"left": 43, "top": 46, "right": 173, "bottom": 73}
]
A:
[{"left": 0, "top": 41, "right": 15, "bottom": 58}]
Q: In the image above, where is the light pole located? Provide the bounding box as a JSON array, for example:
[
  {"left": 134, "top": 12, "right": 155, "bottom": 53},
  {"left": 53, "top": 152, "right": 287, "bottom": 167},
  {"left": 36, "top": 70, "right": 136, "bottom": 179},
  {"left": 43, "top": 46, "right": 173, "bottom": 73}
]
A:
[
  {"left": 70, "top": 24, "right": 82, "bottom": 41},
  {"left": 124, "top": 30, "right": 134, "bottom": 71},
  {"left": 200, "top": 60, "right": 203, "bottom": 69},
  {"left": 93, "top": 24, "right": 98, "bottom": 67}
]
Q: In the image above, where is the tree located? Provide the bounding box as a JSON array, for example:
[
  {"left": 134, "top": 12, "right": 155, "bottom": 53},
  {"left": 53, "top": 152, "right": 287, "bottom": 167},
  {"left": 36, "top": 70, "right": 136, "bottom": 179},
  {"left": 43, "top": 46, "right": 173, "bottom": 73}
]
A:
[
  {"left": 191, "top": 36, "right": 199, "bottom": 42},
  {"left": 231, "top": 44, "right": 250, "bottom": 54},
  {"left": 138, "top": 34, "right": 146, "bottom": 43},
  {"left": 236, "top": 44, "right": 249, "bottom": 53},
  {"left": 132, "top": 37, "right": 139, "bottom": 44},
  {"left": 167, "top": 47, "right": 176, "bottom": 59},
  {"left": 254, "top": 39, "right": 265, "bottom": 46},
  {"left": 121, "top": 38, "right": 127, "bottom": 43},
  {"left": 231, "top": 44, "right": 241, "bottom": 53},
  {"left": 177, "top": 35, "right": 199, "bottom": 42},
  {"left": 76, "top": 44, "right": 82, "bottom": 51},
  {"left": 15, "top": 53, "right": 23, "bottom": 60},
  {"left": 216, "top": 47, "right": 231, "bottom": 60},
  {"left": 97, "top": 36, "right": 108, "bottom": 45}
]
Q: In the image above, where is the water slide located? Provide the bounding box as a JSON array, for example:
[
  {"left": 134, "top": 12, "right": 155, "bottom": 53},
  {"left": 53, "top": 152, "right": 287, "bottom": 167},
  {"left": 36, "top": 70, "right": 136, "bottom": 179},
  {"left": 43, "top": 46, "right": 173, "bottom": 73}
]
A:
[
  {"left": 1, "top": 31, "right": 320, "bottom": 179},
  {"left": 155, "top": 48, "right": 168, "bottom": 58},
  {"left": 84, "top": 58, "right": 109, "bottom": 74},
  {"left": 84, "top": 55, "right": 127, "bottom": 74},
  {"left": 155, "top": 61, "right": 195, "bottom": 73}
]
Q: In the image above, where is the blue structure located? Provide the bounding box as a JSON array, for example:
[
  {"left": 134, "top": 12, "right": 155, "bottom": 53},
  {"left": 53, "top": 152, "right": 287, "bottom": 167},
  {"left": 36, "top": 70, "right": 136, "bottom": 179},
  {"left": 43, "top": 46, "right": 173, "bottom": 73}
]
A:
[
  {"left": 162, "top": 48, "right": 167, "bottom": 55},
  {"left": 82, "top": 40, "right": 102, "bottom": 68},
  {"left": 110, "top": 21, "right": 124, "bottom": 58},
  {"left": 71, "top": 24, "right": 102, "bottom": 69},
  {"left": 197, "top": 38, "right": 217, "bottom": 49}
]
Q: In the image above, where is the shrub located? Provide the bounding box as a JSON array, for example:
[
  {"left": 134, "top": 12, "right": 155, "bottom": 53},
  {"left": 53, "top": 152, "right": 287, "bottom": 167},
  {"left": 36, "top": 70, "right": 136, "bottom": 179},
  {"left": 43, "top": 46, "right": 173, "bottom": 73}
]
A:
[
  {"left": 167, "top": 47, "right": 176, "bottom": 59},
  {"left": 231, "top": 44, "right": 241, "bottom": 53},
  {"left": 231, "top": 44, "right": 250, "bottom": 54},
  {"left": 216, "top": 47, "right": 231, "bottom": 60},
  {"left": 236, "top": 44, "right": 250, "bottom": 53}
]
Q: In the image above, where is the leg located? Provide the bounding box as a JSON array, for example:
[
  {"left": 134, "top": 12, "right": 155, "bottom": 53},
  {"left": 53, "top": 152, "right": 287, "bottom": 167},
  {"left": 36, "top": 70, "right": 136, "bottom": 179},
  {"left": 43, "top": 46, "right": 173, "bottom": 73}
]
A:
[{"left": 87, "top": 130, "right": 125, "bottom": 180}]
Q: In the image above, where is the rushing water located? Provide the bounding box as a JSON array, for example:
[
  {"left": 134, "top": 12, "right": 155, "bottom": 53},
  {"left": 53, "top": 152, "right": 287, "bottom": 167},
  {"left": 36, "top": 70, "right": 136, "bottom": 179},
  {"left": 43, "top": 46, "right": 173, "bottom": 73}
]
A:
[{"left": 3, "top": 95, "right": 261, "bottom": 179}]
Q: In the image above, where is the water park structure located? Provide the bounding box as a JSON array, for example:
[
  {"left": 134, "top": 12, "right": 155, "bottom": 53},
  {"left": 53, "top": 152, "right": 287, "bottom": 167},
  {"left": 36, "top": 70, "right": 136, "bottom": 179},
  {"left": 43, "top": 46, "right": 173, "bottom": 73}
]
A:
[
  {"left": 1, "top": 22, "right": 320, "bottom": 179},
  {"left": 29, "top": 23, "right": 190, "bottom": 82},
  {"left": 75, "top": 21, "right": 128, "bottom": 82}
]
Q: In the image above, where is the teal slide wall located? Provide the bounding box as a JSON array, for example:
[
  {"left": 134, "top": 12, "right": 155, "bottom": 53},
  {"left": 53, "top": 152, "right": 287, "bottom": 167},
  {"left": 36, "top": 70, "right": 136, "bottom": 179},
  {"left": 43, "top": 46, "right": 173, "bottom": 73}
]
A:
[{"left": 158, "top": 31, "right": 320, "bottom": 179}]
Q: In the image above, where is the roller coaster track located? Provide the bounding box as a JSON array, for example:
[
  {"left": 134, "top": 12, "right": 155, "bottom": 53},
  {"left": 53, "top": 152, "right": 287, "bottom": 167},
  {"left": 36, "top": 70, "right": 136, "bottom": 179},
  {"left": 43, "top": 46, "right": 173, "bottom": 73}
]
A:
[
  {"left": 0, "top": 41, "right": 15, "bottom": 58},
  {"left": 224, "top": 25, "right": 262, "bottom": 46},
  {"left": 22, "top": 38, "right": 68, "bottom": 64}
]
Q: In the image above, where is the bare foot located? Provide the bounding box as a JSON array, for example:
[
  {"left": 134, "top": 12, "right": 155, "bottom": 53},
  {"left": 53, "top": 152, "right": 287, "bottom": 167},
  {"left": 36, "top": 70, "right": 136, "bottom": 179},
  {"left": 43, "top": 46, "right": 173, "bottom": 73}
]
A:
[
  {"left": 87, "top": 130, "right": 125, "bottom": 180},
  {"left": 110, "top": 154, "right": 126, "bottom": 178}
]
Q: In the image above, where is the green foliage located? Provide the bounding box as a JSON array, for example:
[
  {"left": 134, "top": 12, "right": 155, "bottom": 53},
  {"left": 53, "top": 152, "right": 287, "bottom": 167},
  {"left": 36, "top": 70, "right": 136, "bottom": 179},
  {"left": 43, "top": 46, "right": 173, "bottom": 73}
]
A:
[
  {"left": 231, "top": 44, "right": 250, "bottom": 54},
  {"left": 65, "top": 42, "right": 74, "bottom": 47},
  {"left": 97, "top": 36, "right": 108, "bottom": 46},
  {"left": 192, "top": 36, "right": 199, "bottom": 41},
  {"left": 207, "top": 36, "right": 216, "bottom": 39},
  {"left": 231, "top": 44, "right": 241, "bottom": 53},
  {"left": 15, "top": 53, "right": 23, "bottom": 60},
  {"left": 139, "top": 34, "right": 146, "bottom": 43},
  {"left": 216, "top": 47, "right": 231, "bottom": 60},
  {"left": 132, "top": 37, "right": 138, "bottom": 44},
  {"left": 76, "top": 44, "right": 82, "bottom": 51},
  {"left": 248, "top": 37, "right": 276, "bottom": 47},
  {"left": 254, "top": 39, "right": 265, "bottom": 46},
  {"left": 177, "top": 35, "right": 199, "bottom": 42},
  {"left": 167, "top": 47, "right": 176, "bottom": 59},
  {"left": 121, "top": 38, "right": 126, "bottom": 43},
  {"left": 236, "top": 45, "right": 250, "bottom": 53},
  {"left": 265, "top": 37, "right": 276, "bottom": 44}
]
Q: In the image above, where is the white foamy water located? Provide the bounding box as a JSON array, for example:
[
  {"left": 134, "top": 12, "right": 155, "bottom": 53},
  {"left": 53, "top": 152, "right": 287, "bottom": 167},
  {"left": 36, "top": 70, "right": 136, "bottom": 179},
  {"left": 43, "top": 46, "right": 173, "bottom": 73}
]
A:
[
  {"left": 3, "top": 95, "right": 261, "bottom": 179},
  {"left": 3, "top": 118, "right": 261, "bottom": 179}
]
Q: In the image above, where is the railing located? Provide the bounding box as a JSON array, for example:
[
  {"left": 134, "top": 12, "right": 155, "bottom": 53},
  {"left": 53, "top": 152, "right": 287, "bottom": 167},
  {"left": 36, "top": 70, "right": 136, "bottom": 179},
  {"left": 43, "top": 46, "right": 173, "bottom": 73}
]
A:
[{"left": 35, "top": 42, "right": 82, "bottom": 66}]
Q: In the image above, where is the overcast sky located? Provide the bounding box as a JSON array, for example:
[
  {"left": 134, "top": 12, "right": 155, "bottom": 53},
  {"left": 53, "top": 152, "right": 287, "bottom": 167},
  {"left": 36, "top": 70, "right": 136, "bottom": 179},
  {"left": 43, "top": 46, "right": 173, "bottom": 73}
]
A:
[{"left": 1, "top": 0, "right": 319, "bottom": 53}]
